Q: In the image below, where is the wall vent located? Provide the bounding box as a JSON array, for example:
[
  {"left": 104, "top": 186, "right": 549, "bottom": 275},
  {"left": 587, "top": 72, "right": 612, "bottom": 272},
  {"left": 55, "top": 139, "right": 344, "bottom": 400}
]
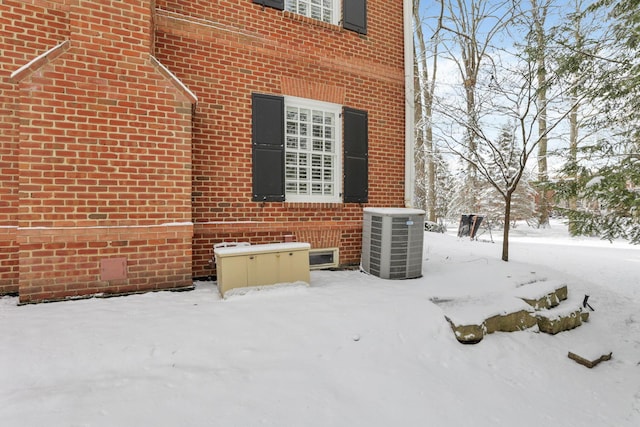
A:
[{"left": 361, "top": 208, "right": 425, "bottom": 279}]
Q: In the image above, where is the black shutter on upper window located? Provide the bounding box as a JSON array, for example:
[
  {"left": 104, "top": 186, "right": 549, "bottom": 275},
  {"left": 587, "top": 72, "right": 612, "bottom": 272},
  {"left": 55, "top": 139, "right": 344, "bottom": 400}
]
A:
[
  {"left": 252, "top": 93, "right": 285, "bottom": 202},
  {"left": 252, "top": 0, "right": 285, "bottom": 10},
  {"left": 343, "top": 0, "right": 367, "bottom": 35},
  {"left": 343, "top": 107, "right": 368, "bottom": 203}
]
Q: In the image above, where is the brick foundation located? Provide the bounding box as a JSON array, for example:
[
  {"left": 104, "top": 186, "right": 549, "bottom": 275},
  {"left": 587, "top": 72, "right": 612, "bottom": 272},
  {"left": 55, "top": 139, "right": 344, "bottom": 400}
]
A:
[
  {"left": 192, "top": 218, "right": 362, "bottom": 278},
  {"left": 17, "top": 224, "right": 193, "bottom": 303}
]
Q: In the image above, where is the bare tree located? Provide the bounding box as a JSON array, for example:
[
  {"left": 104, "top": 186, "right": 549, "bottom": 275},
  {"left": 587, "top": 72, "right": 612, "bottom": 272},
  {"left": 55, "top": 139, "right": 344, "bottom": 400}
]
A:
[
  {"left": 434, "top": 41, "right": 592, "bottom": 261},
  {"left": 528, "top": 0, "right": 554, "bottom": 227},
  {"left": 413, "top": 0, "right": 439, "bottom": 221},
  {"left": 413, "top": 39, "right": 427, "bottom": 211},
  {"left": 434, "top": 0, "right": 515, "bottom": 214}
]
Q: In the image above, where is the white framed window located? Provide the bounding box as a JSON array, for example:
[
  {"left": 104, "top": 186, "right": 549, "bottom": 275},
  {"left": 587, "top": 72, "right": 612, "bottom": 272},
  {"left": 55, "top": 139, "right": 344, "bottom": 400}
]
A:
[
  {"left": 285, "top": 0, "right": 339, "bottom": 25},
  {"left": 284, "top": 96, "right": 342, "bottom": 203}
]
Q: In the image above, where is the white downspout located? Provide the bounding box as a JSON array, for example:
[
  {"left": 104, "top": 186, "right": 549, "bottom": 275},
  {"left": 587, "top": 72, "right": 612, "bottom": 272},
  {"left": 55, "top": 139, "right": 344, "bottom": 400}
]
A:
[{"left": 403, "top": 0, "right": 415, "bottom": 208}]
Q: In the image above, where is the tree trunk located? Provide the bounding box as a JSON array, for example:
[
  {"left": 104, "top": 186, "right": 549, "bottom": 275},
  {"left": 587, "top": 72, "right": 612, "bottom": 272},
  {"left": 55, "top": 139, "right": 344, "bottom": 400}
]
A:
[
  {"left": 502, "top": 192, "right": 512, "bottom": 261},
  {"left": 532, "top": 0, "right": 550, "bottom": 227},
  {"left": 413, "top": 40, "right": 426, "bottom": 211},
  {"left": 568, "top": 89, "right": 579, "bottom": 234},
  {"left": 465, "top": 68, "right": 479, "bottom": 213},
  {"left": 536, "top": 67, "right": 549, "bottom": 227},
  {"left": 567, "top": 3, "right": 584, "bottom": 235},
  {"left": 426, "top": 105, "right": 437, "bottom": 221}
]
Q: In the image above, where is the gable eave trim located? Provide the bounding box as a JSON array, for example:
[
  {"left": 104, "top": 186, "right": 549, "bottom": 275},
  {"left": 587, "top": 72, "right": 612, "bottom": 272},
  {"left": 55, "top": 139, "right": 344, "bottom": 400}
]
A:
[
  {"left": 150, "top": 55, "right": 198, "bottom": 104},
  {"left": 10, "top": 40, "right": 71, "bottom": 83}
]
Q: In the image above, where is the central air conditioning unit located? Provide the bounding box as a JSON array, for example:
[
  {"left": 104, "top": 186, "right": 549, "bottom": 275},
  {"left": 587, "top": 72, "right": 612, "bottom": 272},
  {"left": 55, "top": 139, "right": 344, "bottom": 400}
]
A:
[{"left": 361, "top": 208, "right": 425, "bottom": 279}]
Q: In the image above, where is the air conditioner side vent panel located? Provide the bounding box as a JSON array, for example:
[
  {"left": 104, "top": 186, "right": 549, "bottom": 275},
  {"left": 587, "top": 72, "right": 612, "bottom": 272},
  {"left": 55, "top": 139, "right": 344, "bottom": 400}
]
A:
[{"left": 360, "top": 208, "right": 425, "bottom": 280}]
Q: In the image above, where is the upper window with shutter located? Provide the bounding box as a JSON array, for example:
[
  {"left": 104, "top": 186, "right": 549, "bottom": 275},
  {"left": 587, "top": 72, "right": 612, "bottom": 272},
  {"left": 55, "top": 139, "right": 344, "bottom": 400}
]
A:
[
  {"left": 285, "top": 0, "right": 338, "bottom": 25},
  {"left": 254, "top": 1, "right": 367, "bottom": 34}
]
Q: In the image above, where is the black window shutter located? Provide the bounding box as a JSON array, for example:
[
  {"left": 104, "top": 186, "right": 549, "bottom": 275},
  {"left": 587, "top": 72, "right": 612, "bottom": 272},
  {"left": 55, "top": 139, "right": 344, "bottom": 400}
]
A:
[
  {"left": 343, "top": 107, "right": 368, "bottom": 203},
  {"left": 343, "top": 0, "right": 367, "bottom": 35},
  {"left": 252, "top": 0, "right": 285, "bottom": 10},
  {"left": 252, "top": 93, "right": 285, "bottom": 202}
]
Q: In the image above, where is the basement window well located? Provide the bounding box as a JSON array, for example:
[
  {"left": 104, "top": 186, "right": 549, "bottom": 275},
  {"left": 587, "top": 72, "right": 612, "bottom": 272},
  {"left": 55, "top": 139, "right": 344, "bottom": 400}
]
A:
[{"left": 309, "top": 248, "right": 339, "bottom": 270}]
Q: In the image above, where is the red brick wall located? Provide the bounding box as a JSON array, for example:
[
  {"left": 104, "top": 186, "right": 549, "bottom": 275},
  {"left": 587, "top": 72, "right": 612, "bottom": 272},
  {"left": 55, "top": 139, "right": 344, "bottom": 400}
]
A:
[
  {"left": 154, "top": 0, "right": 407, "bottom": 277},
  {"left": 1, "top": 0, "right": 408, "bottom": 299},
  {"left": 2, "top": 0, "right": 195, "bottom": 302},
  {"left": 0, "top": 0, "right": 70, "bottom": 295}
]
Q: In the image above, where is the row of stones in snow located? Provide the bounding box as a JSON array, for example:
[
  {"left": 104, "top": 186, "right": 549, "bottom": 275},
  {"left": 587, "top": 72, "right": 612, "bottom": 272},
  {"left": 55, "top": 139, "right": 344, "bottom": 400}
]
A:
[{"left": 443, "top": 280, "right": 590, "bottom": 344}]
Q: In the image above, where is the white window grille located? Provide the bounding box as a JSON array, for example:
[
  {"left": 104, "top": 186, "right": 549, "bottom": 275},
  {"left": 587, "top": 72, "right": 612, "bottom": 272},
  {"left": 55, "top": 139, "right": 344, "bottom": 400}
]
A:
[
  {"left": 285, "top": 97, "right": 341, "bottom": 202},
  {"left": 285, "top": 0, "right": 338, "bottom": 25}
]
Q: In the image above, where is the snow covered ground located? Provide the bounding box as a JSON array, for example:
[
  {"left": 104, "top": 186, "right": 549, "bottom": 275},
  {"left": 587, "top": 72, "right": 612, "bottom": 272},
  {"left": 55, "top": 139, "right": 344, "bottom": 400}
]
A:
[{"left": 1, "top": 220, "right": 639, "bottom": 427}]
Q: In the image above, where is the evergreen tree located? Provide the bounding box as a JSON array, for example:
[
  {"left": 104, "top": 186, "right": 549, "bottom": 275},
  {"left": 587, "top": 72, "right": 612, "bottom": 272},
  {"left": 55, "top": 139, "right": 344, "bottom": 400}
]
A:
[{"left": 555, "top": 0, "right": 640, "bottom": 243}]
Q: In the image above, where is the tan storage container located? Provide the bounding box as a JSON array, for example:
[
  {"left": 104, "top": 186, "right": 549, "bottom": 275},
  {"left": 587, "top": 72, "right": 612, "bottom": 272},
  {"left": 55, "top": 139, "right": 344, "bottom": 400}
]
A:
[{"left": 214, "top": 242, "right": 311, "bottom": 296}]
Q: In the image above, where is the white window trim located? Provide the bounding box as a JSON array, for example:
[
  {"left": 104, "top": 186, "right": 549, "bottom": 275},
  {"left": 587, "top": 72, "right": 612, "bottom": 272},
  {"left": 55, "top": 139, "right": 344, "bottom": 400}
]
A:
[
  {"left": 309, "top": 247, "right": 339, "bottom": 269},
  {"left": 284, "top": 96, "right": 342, "bottom": 203},
  {"left": 285, "top": 0, "right": 340, "bottom": 26}
]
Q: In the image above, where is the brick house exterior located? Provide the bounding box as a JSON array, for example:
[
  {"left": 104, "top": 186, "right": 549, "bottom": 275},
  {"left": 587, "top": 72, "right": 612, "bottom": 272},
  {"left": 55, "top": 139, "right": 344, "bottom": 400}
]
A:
[{"left": 0, "top": 0, "right": 415, "bottom": 303}]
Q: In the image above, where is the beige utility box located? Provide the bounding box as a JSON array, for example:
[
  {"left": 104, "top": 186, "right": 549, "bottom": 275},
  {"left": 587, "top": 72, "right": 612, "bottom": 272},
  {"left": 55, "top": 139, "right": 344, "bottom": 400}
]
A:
[{"left": 214, "top": 242, "right": 311, "bottom": 297}]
